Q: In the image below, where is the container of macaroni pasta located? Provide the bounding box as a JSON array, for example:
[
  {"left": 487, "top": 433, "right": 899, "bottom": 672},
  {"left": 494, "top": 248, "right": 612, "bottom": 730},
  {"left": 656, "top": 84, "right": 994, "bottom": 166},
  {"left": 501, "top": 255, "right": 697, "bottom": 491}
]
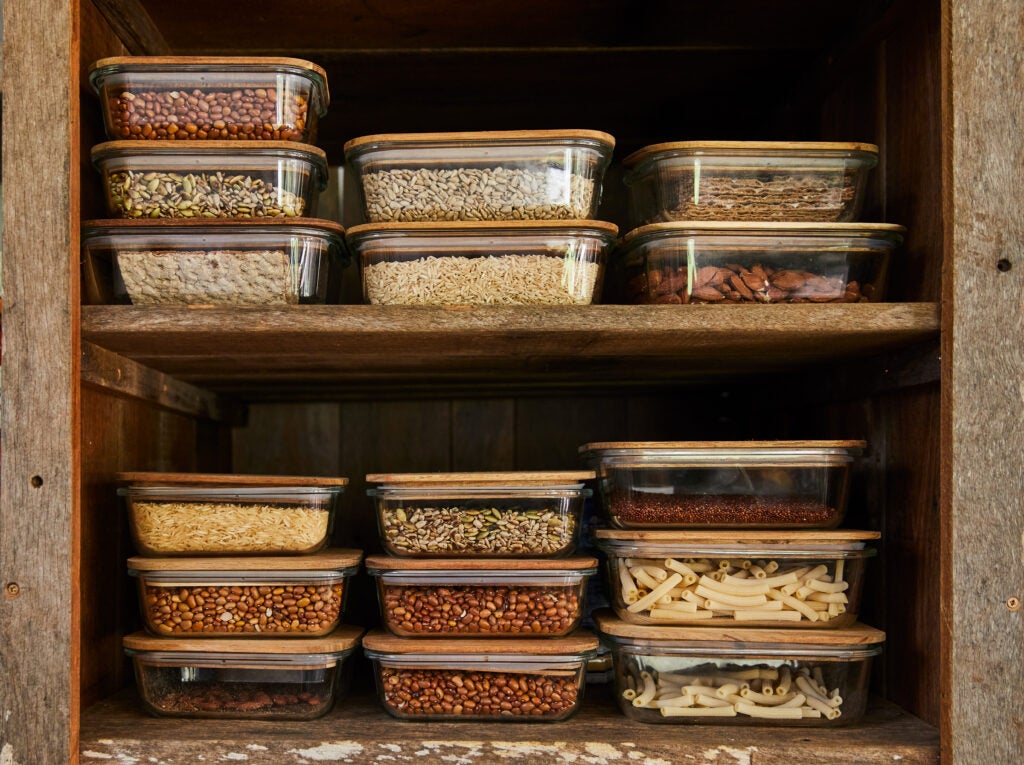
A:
[{"left": 595, "top": 610, "right": 883, "bottom": 726}]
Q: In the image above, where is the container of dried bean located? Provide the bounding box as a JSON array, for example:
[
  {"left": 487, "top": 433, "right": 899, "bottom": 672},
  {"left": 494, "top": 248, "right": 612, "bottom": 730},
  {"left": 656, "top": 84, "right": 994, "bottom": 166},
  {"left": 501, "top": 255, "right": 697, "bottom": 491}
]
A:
[
  {"left": 593, "top": 530, "right": 878, "bottom": 628},
  {"left": 89, "top": 56, "right": 329, "bottom": 144},
  {"left": 611, "top": 223, "right": 903, "bottom": 304},
  {"left": 344, "top": 130, "right": 615, "bottom": 223},
  {"left": 124, "top": 625, "right": 362, "bottom": 719},
  {"left": 128, "top": 549, "right": 362, "bottom": 637},
  {"left": 622, "top": 141, "right": 878, "bottom": 225},
  {"left": 579, "top": 441, "right": 864, "bottom": 529},
  {"left": 367, "top": 471, "right": 593, "bottom": 558},
  {"left": 363, "top": 630, "right": 599, "bottom": 721},
  {"left": 83, "top": 219, "right": 345, "bottom": 305},
  {"left": 594, "top": 610, "right": 883, "bottom": 726},
  {"left": 117, "top": 472, "right": 347, "bottom": 556},
  {"left": 346, "top": 220, "right": 616, "bottom": 305},
  {"left": 365, "top": 555, "right": 597, "bottom": 637},
  {"left": 91, "top": 141, "right": 328, "bottom": 219}
]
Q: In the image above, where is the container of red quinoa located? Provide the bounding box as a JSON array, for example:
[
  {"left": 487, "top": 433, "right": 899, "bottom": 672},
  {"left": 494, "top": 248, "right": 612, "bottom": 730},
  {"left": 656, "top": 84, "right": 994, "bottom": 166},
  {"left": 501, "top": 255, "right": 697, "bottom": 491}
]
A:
[{"left": 579, "top": 441, "right": 864, "bottom": 529}]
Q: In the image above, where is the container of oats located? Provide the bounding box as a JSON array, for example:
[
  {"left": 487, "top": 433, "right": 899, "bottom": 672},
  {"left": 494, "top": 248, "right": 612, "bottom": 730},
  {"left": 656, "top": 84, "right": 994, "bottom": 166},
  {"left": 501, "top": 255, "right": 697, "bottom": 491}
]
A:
[
  {"left": 82, "top": 219, "right": 345, "bottom": 305},
  {"left": 367, "top": 471, "right": 593, "bottom": 558},
  {"left": 344, "top": 130, "right": 615, "bottom": 223},
  {"left": 91, "top": 140, "right": 328, "bottom": 219},
  {"left": 346, "top": 220, "right": 617, "bottom": 305},
  {"left": 622, "top": 142, "right": 878, "bottom": 225},
  {"left": 117, "top": 472, "right": 346, "bottom": 556}
]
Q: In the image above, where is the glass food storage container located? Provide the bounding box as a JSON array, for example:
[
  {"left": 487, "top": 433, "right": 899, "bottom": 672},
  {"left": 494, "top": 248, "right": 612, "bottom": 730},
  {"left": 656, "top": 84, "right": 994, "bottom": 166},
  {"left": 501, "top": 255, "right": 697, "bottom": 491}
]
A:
[
  {"left": 593, "top": 530, "right": 878, "bottom": 628},
  {"left": 594, "top": 610, "right": 883, "bottom": 726},
  {"left": 83, "top": 219, "right": 345, "bottom": 306},
  {"left": 611, "top": 223, "right": 903, "bottom": 305},
  {"left": 346, "top": 220, "right": 616, "bottom": 305},
  {"left": 622, "top": 141, "right": 878, "bottom": 225},
  {"left": 128, "top": 549, "right": 362, "bottom": 637},
  {"left": 89, "top": 56, "right": 329, "bottom": 144},
  {"left": 117, "top": 472, "right": 347, "bottom": 556},
  {"left": 367, "top": 470, "right": 594, "bottom": 558},
  {"left": 91, "top": 140, "right": 328, "bottom": 219},
  {"left": 363, "top": 630, "right": 599, "bottom": 721},
  {"left": 365, "top": 555, "right": 597, "bottom": 637},
  {"left": 124, "top": 625, "right": 362, "bottom": 719},
  {"left": 344, "top": 130, "right": 615, "bottom": 223},
  {"left": 579, "top": 440, "right": 864, "bottom": 529}
]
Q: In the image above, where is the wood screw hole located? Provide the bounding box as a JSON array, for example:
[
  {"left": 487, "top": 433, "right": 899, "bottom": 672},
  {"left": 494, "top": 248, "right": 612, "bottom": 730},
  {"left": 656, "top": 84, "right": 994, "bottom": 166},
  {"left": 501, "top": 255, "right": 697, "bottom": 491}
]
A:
[
  {"left": 30, "top": 475, "right": 43, "bottom": 488},
  {"left": 1007, "top": 596, "right": 1021, "bottom": 611},
  {"left": 996, "top": 259, "right": 1012, "bottom": 272},
  {"left": 5, "top": 583, "right": 20, "bottom": 598}
]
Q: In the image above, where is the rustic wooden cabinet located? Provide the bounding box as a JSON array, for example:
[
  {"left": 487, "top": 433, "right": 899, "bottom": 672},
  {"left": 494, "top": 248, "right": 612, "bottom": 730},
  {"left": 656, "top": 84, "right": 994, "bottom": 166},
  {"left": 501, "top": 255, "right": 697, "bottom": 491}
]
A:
[{"left": 1, "top": 0, "right": 1020, "bottom": 763}]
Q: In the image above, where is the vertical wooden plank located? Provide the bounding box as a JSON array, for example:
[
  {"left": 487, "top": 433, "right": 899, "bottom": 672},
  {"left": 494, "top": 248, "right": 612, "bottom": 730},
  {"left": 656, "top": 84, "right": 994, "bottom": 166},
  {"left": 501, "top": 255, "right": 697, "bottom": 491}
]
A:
[
  {"left": 231, "top": 403, "right": 342, "bottom": 477},
  {"left": 451, "top": 399, "right": 516, "bottom": 470},
  {"left": 514, "top": 395, "right": 628, "bottom": 469}
]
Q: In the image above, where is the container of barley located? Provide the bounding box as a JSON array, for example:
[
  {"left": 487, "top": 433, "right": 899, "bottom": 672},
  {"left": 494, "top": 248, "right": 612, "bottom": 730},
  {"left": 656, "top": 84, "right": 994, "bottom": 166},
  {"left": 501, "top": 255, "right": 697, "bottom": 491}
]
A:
[
  {"left": 128, "top": 549, "right": 362, "bottom": 637},
  {"left": 367, "top": 471, "right": 593, "bottom": 558},
  {"left": 91, "top": 140, "right": 327, "bottom": 219},
  {"left": 344, "top": 130, "right": 615, "bottom": 223},
  {"left": 83, "top": 219, "right": 345, "bottom": 305},
  {"left": 594, "top": 530, "right": 877, "bottom": 628},
  {"left": 346, "top": 220, "right": 616, "bottom": 305},
  {"left": 89, "top": 56, "right": 329, "bottom": 143},
  {"left": 363, "top": 630, "right": 599, "bottom": 721},
  {"left": 611, "top": 222, "right": 903, "bottom": 304},
  {"left": 593, "top": 609, "right": 883, "bottom": 726},
  {"left": 124, "top": 625, "right": 362, "bottom": 719},
  {"left": 579, "top": 441, "right": 863, "bottom": 529},
  {"left": 365, "top": 555, "right": 597, "bottom": 637},
  {"left": 622, "top": 141, "right": 878, "bottom": 225},
  {"left": 117, "top": 472, "right": 347, "bottom": 556}
]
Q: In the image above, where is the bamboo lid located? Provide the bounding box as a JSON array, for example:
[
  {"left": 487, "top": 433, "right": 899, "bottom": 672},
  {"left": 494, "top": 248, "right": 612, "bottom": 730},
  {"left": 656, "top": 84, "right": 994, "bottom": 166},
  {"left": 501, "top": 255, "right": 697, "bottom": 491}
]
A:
[
  {"left": 366, "top": 471, "right": 595, "bottom": 487},
  {"left": 364, "top": 555, "right": 597, "bottom": 572},
  {"left": 128, "top": 548, "right": 363, "bottom": 571},
  {"left": 620, "top": 222, "right": 906, "bottom": 245},
  {"left": 124, "top": 624, "right": 362, "bottom": 653},
  {"left": 344, "top": 129, "right": 615, "bottom": 154},
  {"left": 346, "top": 220, "right": 618, "bottom": 239},
  {"left": 362, "top": 629, "right": 598, "bottom": 655},
  {"left": 622, "top": 141, "right": 879, "bottom": 168},
  {"left": 91, "top": 140, "right": 328, "bottom": 163},
  {"left": 117, "top": 472, "right": 348, "bottom": 488},
  {"left": 580, "top": 440, "right": 866, "bottom": 452},
  {"left": 593, "top": 530, "right": 880, "bottom": 544},
  {"left": 85, "top": 218, "right": 345, "bottom": 237}
]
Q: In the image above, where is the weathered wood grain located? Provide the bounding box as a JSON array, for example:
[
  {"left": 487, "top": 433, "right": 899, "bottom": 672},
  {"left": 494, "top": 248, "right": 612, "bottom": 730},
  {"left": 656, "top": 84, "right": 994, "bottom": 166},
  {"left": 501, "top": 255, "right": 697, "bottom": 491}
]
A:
[{"left": 89, "top": 0, "right": 170, "bottom": 55}]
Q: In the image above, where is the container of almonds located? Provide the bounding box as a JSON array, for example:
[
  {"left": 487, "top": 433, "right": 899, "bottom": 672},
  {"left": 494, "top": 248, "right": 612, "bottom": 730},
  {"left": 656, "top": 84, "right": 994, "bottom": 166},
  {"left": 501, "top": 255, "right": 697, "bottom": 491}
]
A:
[{"left": 367, "top": 471, "right": 594, "bottom": 557}]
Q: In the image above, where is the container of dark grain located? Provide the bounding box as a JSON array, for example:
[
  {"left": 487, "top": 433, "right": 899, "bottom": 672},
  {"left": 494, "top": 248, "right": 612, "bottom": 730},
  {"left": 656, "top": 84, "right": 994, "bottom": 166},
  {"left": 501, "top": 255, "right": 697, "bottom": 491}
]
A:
[
  {"left": 579, "top": 441, "right": 863, "bottom": 528},
  {"left": 89, "top": 56, "right": 329, "bottom": 144},
  {"left": 611, "top": 223, "right": 903, "bottom": 305},
  {"left": 594, "top": 610, "right": 883, "bottom": 726},
  {"left": 83, "top": 220, "right": 345, "bottom": 306},
  {"left": 365, "top": 555, "right": 597, "bottom": 637},
  {"left": 622, "top": 141, "right": 878, "bottom": 225},
  {"left": 363, "top": 630, "right": 599, "bottom": 721},
  {"left": 593, "top": 530, "right": 877, "bottom": 628},
  {"left": 367, "top": 471, "right": 594, "bottom": 558},
  {"left": 346, "top": 220, "right": 616, "bottom": 305},
  {"left": 91, "top": 141, "right": 328, "bottom": 219},
  {"left": 344, "top": 130, "right": 615, "bottom": 223},
  {"left": 128, "top": 549, "right": 362, "bottom": 637},
  {"left": 124, "top": 625, "right": 362, "bottom": 719},
  {"left": 117, "top": 472, "right": 347, "bottom": 556}
]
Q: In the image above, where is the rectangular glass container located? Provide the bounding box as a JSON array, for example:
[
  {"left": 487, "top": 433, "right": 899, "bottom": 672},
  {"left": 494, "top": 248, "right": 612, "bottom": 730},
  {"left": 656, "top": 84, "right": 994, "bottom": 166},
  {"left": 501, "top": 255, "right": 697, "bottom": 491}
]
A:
[
  {"left": 593, "top": 530, "right": 877, "bottom": 628},
  {"left": 344, "top": 130, "right": 615, "bottom": 223},
  {"left": 89, "top": 56, "right": 329, "bottom": 144},
  {"left": 365, "top": 556, "right": 597, "bottom": 637},
  {"left": 346, "top": 220, "right": 616, "bottom": 305},
  {"left": 363, "top": 630, "right": 598, "bottom": 721},
  {"left": 622, "top": 141, "right": 878, "bottom": 225},
  {"left": 367, "top": 471, "right": 593, "bottom": 557},
  {"left": 124, "top": 625, "right": 361, "bottom": 719},
  {"left": 91, "top": 140, "right": 328, "bottom": 219},
  {"left": 594, "top": 610, "right": 883, "bottom": 726},
  {"left": 128, "top": 549, "right": 362, "bottom": 637},
  {"left": 579, "top": 441, "right": 863, "bottom": 529}
]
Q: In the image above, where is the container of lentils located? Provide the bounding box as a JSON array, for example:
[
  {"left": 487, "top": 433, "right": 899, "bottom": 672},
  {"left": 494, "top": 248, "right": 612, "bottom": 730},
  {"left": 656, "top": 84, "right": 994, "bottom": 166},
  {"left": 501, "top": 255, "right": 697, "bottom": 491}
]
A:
[
  {"left": 91, "top": 141, "right": 327, "bottom": 219},
  {"left": 344, "top": 130, "right": 615, "bottom": 223},
  {"left": 363, "top": 630, "right": 599, "bottom": 721},
  {"left": 579, "top": 441, "right": 864, "bottom": 529},
  {"left": 128, "top": 549, "right": 362, "bottom": 637},
  {"left": 367, "top": 471, "right": 593, "bottom": 557},
  {"left": 622, "top": 141, "right": 878, "bottom": 225},
  {"left": 611, "top": 223, "right": 902, "bottom": 305},
  {"left": 89, "top": 56, "right": 329, "bottom": 143},
  {"left": 124, "top": 625, "right": 362, "bottom": 720},
  {"left": 365, "top": 555, "right": 597, "bottom": 637},
  {"left": 593, "top": 530, "right": 877, "bottom": 628}
]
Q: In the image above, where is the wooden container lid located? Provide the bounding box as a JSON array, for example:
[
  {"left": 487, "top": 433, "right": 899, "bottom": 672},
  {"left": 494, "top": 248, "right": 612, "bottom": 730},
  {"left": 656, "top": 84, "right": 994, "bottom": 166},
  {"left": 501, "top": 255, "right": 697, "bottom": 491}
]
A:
[
  {"left": 128, "top": 548, "right": 363, "bottom": 571},
  {"left": 593, "top": 530, "right": 879, "bottom": 544},
  {"left": 364, "top": 555, "right": 597, "bottom": 572},
  {"left": 117, "top": 472, "right": 348, "bottom": 488},
  {"left": 85, "top": 218, "right": 345, "bottom": 237},
  {"left": 124, "top": 624, "right": 362, "bottom": 654},
  {"left": 91, "top": 140, "right": 328, "bottom": 165},
  {"left": 346, "top": 220, "right": 618, "bottom": 239},
  {"left": 580, "top": 440, "right": 866, "bottom": 452},
  {"left": 620, "top": 222, "right": 906, "bottom": 245},
  {"left": 344, "top": 129, "right": 615, "bottom": 154},
  {"left": 622, "top": 141, "right": 879, "bottom": 168},
  {"left": 366, "top": 471, "right": 595, "bottom": 487},
  {"left": 362, "top": 629, "right": 598, "bottom": 655}
]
